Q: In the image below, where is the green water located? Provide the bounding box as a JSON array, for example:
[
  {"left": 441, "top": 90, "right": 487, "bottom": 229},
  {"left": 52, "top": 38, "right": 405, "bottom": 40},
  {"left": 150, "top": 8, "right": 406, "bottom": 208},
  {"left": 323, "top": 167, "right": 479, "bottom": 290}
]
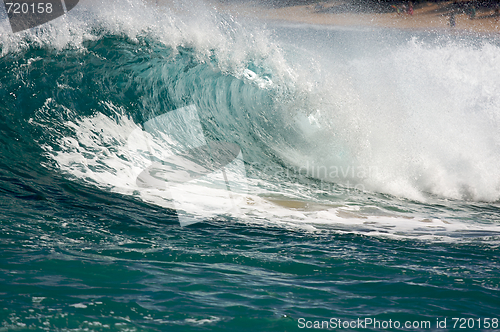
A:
[{"left": 1, "top": 1, "right": 500, "bottom": 331}]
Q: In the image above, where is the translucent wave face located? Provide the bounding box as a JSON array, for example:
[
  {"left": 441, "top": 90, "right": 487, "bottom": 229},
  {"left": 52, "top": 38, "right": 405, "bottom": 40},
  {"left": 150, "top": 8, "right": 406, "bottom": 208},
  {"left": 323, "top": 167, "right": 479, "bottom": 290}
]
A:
[
  {"left": 37, "top": 104, "right": 249, "bottom": 227},
  {"left": 128, "top": 105, "right": 248, "bottom": 226},
  {"left": 10, "top": 0, "right": 500, "bottom": 239},
  {"left": 40, "top": 103, "right": 500, "bottom": 241}
]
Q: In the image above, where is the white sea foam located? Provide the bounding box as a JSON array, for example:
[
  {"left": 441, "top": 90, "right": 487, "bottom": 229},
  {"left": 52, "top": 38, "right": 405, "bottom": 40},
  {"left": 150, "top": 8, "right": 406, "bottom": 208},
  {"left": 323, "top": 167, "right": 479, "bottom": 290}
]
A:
[
  {"left": 274, "top": 28, "right": 500, "bottom": 203},
  {"left": 39, "top": 103, "right": 500, "bottom": 240},
  {"left": 22, "top": 1, "right": 500, "bottom": 239}
]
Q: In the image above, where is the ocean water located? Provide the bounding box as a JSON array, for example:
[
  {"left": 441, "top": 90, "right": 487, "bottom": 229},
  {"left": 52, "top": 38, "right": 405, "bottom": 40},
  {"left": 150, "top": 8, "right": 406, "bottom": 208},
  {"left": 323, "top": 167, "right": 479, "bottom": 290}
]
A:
[{"left": 1, "top": 1, "right": 500, "bottom": 331}]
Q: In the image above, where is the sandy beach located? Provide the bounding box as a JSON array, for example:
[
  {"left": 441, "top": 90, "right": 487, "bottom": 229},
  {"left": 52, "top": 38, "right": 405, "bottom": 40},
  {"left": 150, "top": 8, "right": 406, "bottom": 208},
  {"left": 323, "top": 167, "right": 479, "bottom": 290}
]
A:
[{"left": 213, "top": 1, "right": 500, "bottom": 34}]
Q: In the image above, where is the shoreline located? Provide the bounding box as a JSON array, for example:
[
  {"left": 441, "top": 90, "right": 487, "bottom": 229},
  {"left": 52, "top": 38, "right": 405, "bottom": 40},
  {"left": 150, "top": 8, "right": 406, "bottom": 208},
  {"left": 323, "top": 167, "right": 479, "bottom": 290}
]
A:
[{"left": 213, "top": 1, "right": 500, "bottom": 35}]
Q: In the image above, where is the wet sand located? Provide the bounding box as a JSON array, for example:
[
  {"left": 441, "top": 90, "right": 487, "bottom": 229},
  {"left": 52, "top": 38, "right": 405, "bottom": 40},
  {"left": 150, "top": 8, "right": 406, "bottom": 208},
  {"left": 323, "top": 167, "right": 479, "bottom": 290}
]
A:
[{"left": 213, "top": 1, "right": 500, "bottom": 34}]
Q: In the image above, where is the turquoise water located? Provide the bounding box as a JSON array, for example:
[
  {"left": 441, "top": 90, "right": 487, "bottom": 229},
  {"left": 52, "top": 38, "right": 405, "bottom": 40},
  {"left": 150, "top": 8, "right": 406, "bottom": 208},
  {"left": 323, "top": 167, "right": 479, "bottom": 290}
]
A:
[{"left": 1, "top": 1, "right": 500, "bottom": 331}]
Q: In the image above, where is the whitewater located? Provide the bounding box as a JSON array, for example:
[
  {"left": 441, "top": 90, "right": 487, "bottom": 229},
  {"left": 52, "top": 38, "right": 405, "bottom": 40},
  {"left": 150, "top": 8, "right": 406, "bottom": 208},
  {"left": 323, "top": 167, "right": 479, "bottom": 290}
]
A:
[{"left": 1, "top": 0, "right": 499, "bottom": 331}]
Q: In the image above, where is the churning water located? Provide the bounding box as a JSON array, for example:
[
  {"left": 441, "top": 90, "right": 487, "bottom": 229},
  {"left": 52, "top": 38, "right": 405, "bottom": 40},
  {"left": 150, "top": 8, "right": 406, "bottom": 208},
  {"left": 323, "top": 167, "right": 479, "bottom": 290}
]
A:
[{"left": 1, "top": 1, "right": 499, "bottom": 330}]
